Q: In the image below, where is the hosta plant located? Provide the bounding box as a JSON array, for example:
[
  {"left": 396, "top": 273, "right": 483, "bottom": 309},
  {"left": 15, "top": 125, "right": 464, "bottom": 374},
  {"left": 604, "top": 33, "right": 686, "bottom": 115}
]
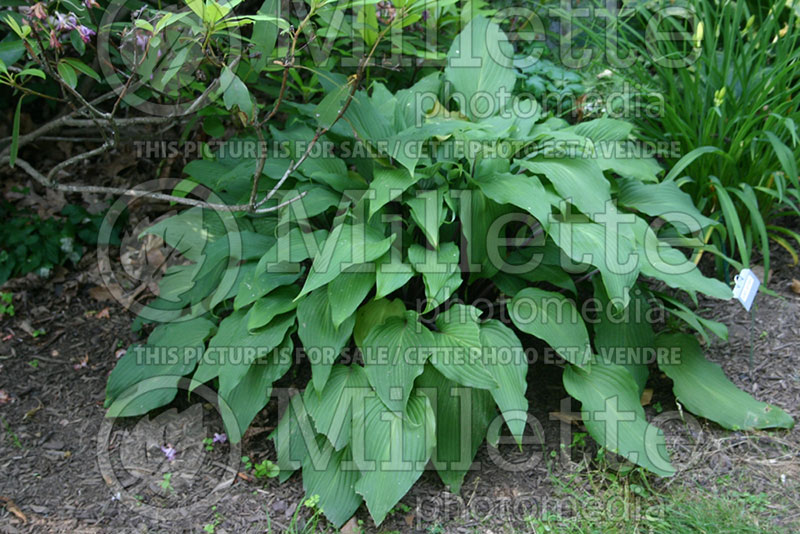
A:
[{"left": 104, "top": 16, "right": 793, "bottom": 528}]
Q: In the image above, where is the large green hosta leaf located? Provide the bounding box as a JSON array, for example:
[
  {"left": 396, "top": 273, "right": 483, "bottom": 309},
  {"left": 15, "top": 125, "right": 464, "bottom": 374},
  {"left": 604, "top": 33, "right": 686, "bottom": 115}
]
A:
[
  {"left": 298, "top": 222, "right": 394, "bottom": 298},
  {"left": 304, "top": 364, "right": 370, "bottom": 450},
  {"left": 106, "top": 316, "right": 216, "bottom": 417},
  {"left": 219, "top": 334, "right": 293, "bottom": 442},
  {"left": 656, "top": 333, "right": 793, "bottom": 430},
  {"left": 472, "top": 169, "right": 551, "bottom": 229},
  {"left": 509, "top": 288, "right": 591, "bottom": 367},
  {"left": 479, "top": 319, "right": 529, "bottom": 444},
  {"left": 592, "top": 280, "right": 653, "bottom": 394},
  {"left": 302, "top": 438, "right": 362, "bottom": 529},
  {"left": 517, "top": 157, "right": 611, "bottom": 218},
  {"left": 352, "top": 393, "right": 435, "bottom": 525},
  {"left": 430, "top": 304, "right": 497, "bottom": 389},
  {"left": 416, "top": 365, "right": 495, "bottom": 493},
  {"left": 297, "top": 289, "right": 356, "bottom": 392},
  {"left": 632, "top": 219, "right": 732, "bottom": 301},
  {"left": 617, "top": 179, "right": 716, "bottom": 230},
  {"left": 327, "top": 268, "right": 375, "bottom": 328},
  {"left": 360, "top": 310, "right": 436, "bottom": 412},
  {"left": 550, "top": 218, "right": 638, "bottom": 309},
  {"left": 193, "top": 309, "right": 295, "bottom": 396},
  {"left": 444, "top": 16, "right": 516, "bottom": 120},
  {"left": 353, "top": 298, "right": 406, "bottom": 346},
  {"left": 563, "top": 362, "right": 675, "bottom": 477},
  {"left": 408, "top": 243, "right": 462, "bottom": 313}
]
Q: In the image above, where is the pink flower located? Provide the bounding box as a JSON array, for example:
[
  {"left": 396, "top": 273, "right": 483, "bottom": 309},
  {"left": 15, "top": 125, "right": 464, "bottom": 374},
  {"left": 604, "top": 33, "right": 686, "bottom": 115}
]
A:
[
  {"left": 212, "top": 433, "right": 227, "bottom": 444},
  {"left": 30, "top": 2, "right": 47, "bottom": 20},
  {"left": 84, "top": 0, "right": 100, "bottom": 8},
  {"left": 77, "top": 25, "right": 95, "bottom": 43},
  {"left": 161, "top": 444, "right": 177, "bottom": 462},
  {"left": 49, "top": 29, "right": 62, "bottom": 50}
]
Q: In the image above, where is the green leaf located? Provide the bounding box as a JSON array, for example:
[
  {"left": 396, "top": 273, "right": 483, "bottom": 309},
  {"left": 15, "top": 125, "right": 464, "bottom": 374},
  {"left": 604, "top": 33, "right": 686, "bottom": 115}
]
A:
[
  {"left": 617, "top": 178, "right": 717, "bottom": 230},
  {"left": 655, "top": 333, "right": 793, "bottom": 430},
  {"left": 193, "top": 309, "right": 295, "bottom": 396},
  {"left": 360, "top": 311, "right": 435, "bottom": 412},
  {"left": 353, "top": 393, "right": 435, "bottom": 525},
  {"left": 632, "top": 219, "right": 732, "bottom": 301},
  {"left": 550, "top": 218, "right": 638, "bottom": 309},
  {"left": 327, "top": 268, "right": 375, "bottom": 328},
  {"left": 271, "top": 392, "right": 315, "bottom": 482},
  {"left": 479, "top": 320, "right": 528, "bottom": 444},
  {"left": 444, "top": 16, "right": 516, "bottom": 120},
  {"left": 105, "top": 317, "right": 216, "bottom": 417},
  {"left": 220, "top": 334, "right": 293, "bottom": 442},
  {"left": 663, "top": 146, "right": 724, "bottom": 182},
  {"left": 57, "top": 61, "right": 77, "bottom": 89},
  {"left": 304, "top": 364, "right": 370, "bottom": 450},
  {"left": 302, "top": 438, "right": 362, "bottom": 528},
  {"left": 250, "top": 0, "right": 280, "bottom": 72},
  {"left": 314, "top": 81, "right": 350, "bottom": 130},
  {"left": 299, "top": 223, "right": 394, "bottom": 298},
  {"left": 518, "top": 157, "right": 611, "bottom": 218},
  {"left": 508, "top": 288, "right": 591, "bottom": 367},
  {"left": 297, "top": 289, "right": 355, "bottom": 392},
  {"left": 592, "top": 280, "right": 653, "bottom": 394},
  {"left": 765, "top": 131, "right": 799, "bottom": 189},
  {"left": 416, "top": 365, "right": 495, "bottom": 493},
  {"left": 353, "top": 298, "right": 406, "bottom": 347},
  {"left": 374, "top": 253, "right": 414, "bottom": 299},
  {"left": 429, "top": 304, "right": 497, "bottom": 389},
  {"left": 368, "top": 164, "right": 419, "bottom": 219},
  {"left": 9, "top": 95, "right": 22, "bottom": 168},
  {"left": 247, "top": 285, "right": 299, "bottom": 330},
  {"left": 567, "top": 118, "right": 633, "bottom": 141},
  {"left": 406, "top": 189, "right": 444, "bottom": 249},
  {"left": 61, "top": 57, "right": 101, "bottom": 81},
  {"left": 408, "top": 243, "right": 462, "bottom": 313},
  {"left": 220, "top": 66, "right": 253, "bottom": 118},
  {"left": 563, "top": 361, "right": 675, "bottom": 477},
  {"left": 234, "top": 267, "right": 302, "bottom": 310},
  {"left": 472, "top": 171, "right": 550, "bottom": 228}
]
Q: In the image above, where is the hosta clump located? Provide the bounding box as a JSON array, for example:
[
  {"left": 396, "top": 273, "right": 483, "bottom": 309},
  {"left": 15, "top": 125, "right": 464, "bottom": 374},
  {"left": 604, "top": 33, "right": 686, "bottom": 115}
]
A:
[{"left": 104, "top": 17, "right": 793, "bottom": 528}]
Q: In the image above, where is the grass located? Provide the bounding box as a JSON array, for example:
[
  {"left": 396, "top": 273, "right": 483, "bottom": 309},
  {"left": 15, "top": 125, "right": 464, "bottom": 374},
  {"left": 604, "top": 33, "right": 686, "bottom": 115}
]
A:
[
  {"left": 520, "top": 458, "right": 791, "bottom": 534},
  {"left": 563, "top": 0, "right": 800, "bottom": 280}
]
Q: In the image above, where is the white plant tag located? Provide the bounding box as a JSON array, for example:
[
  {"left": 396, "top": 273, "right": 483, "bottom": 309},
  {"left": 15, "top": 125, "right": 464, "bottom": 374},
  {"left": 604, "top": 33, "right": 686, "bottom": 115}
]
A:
[{"left": 732, "top": 268, "right": 760, "bottom": 311}]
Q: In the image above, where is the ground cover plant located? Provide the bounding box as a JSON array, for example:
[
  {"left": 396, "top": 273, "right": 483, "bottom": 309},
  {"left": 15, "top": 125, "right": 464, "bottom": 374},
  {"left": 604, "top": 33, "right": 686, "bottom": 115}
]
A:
[{"left": 0, "top": 0, "right": 796, "bottom": 530}]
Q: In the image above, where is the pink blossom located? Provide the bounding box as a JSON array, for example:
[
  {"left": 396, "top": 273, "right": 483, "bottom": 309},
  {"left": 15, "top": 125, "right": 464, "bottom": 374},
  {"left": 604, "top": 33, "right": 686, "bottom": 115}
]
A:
[
  {"left": 84, "top": 0, "right": 100, "bottom": 8},
  {"left": 30, "top": 3, "right": 47, "bottom": 20},
  {"left": 49, "top": 29, "right": 62, "bottom": 50}
]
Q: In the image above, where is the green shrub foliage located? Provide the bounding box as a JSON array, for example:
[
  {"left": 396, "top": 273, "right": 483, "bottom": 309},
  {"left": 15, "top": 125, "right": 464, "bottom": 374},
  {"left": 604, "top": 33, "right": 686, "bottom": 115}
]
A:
[{"left": 104, "top": 16, "right": 793, "bottom": 528}]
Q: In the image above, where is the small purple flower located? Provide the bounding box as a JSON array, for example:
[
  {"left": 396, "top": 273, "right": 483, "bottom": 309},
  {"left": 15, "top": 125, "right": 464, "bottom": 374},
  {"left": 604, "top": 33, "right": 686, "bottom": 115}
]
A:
[
  {"left": 212, "top": 433, "right": 227, "bottom": 444},
  {"left": 84, "top": 0, "right": 100, "bottom": 8},
  {"left": 53, "top": 12, "right": 78, "bottom": 32},
  {"left": 422, "top": 10, "right": 429, "bottom": 22},
  {"left": 161, "top": 444, "right": 177, "bottom": 462},
  {"left": 135, "top": 32, "right": 150, "bottom": 51},
  {"left": 77, "top": 25, "right": 95, "bottom": 43}
]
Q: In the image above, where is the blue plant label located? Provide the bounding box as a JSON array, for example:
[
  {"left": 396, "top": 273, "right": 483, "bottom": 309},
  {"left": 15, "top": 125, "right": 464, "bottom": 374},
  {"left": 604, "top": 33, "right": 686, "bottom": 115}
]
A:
[{"left": 732, "top": 268, "right": 760, "bottom": 311}]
